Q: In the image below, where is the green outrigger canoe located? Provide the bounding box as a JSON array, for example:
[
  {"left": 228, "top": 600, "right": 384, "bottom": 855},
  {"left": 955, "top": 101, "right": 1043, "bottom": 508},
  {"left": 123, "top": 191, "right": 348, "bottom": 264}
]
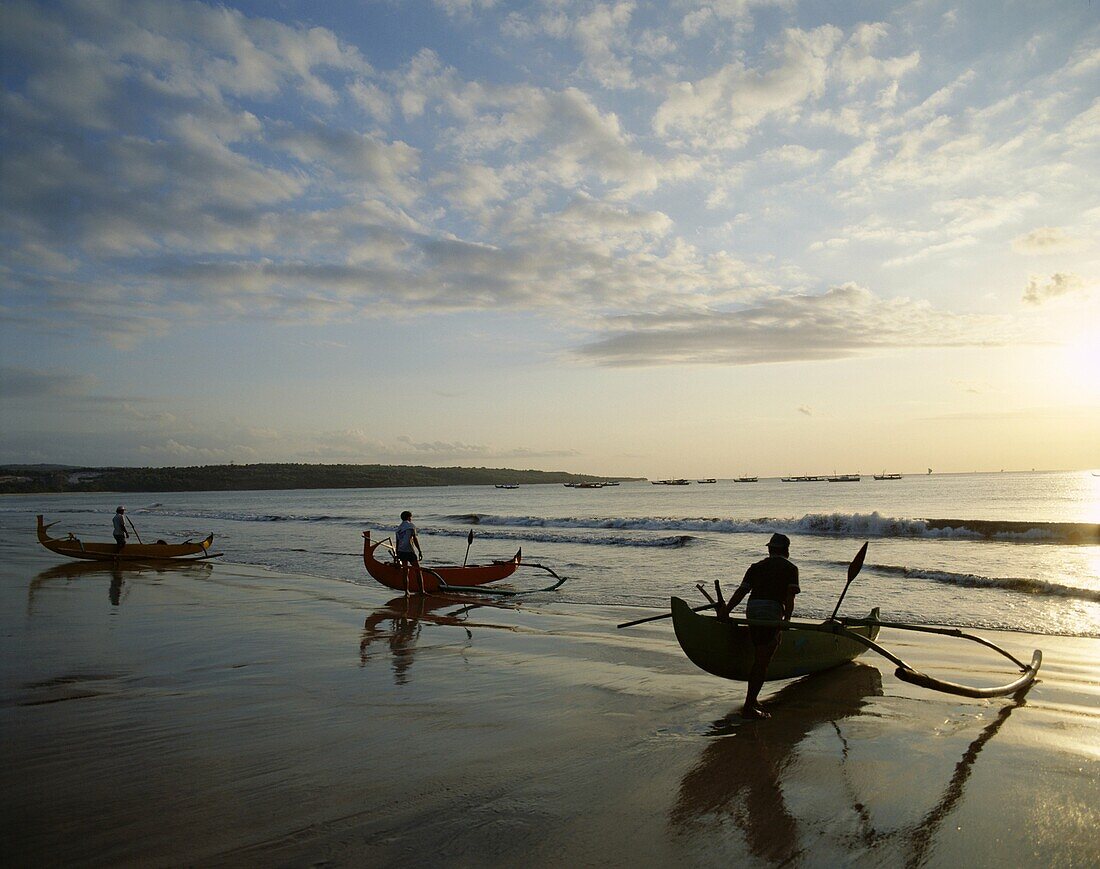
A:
[
  {"left": 671, "top": 597, "right": 881, "bottom": 681},
  {"left": 669, "top": 596, "right": 1042, "bottom": 698}
]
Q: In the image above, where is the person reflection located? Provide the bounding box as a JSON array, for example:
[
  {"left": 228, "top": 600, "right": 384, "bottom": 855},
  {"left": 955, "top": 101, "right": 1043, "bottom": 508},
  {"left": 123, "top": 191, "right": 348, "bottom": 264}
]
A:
[
  {"left": 360, "top": 594, "right": 515, "bottom": 685},
  {"left": 669, "top": 663, "right": 883, "bottom": 863},
  {"left": 27, "top": 561, "right": 212, "bottom": 614}
]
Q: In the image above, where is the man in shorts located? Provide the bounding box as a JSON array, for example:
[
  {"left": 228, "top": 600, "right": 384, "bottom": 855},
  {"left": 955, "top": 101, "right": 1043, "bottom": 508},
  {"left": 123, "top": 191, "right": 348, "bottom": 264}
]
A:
[
  {"left": 717, "top": 533, "right": 800, "bottom": 719},
  {"left": 112, "top": 506, "right": 129, "bottom": 553},
  {"left": 395, "top": 511, "right": 426, "bottom": 596}
]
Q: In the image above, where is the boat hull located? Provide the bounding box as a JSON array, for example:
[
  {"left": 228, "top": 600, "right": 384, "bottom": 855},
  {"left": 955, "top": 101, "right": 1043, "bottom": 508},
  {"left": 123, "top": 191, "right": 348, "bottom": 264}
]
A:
[
  {"left": 671, "top": 597, "right": 880, "bottom": 681},
  {"left": 37, "top": 515, "right": 214, "bottom": 561},
  {"left": 362, "top": 532, "right": 520, "bottom": 593}
]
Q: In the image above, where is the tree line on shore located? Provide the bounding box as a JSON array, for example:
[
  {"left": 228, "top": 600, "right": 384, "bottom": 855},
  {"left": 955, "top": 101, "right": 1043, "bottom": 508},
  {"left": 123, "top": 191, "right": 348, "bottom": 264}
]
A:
[{"left": 0, "top": 463, "right": 625, "bottom": 494}]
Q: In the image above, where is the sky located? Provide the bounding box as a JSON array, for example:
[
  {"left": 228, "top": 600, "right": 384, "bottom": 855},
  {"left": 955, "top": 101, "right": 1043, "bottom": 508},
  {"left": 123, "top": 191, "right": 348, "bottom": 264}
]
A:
[{"left": 0, "top": 0, "right": 1098, "bottom": 477}]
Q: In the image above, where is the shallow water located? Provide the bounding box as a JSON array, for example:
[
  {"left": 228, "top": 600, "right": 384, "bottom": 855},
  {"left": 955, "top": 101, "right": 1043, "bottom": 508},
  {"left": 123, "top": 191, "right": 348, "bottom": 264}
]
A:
[{"left": 4, "top": 470, "right": 1097, "bottom": 636}]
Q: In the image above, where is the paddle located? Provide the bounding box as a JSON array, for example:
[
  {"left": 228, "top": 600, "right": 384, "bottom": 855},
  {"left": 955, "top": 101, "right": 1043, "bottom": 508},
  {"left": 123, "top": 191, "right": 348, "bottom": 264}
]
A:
[
  {"left": 616, "top": 542, "right": 870, "bottom": 630},
  {"left": 126, "top": 515, "right": 144, "bottom": 545},
  {"left": 462, "top": 529, "right": 474, "bottom": 567},
  {"left": 617, "top": 600, "right": 715, "bottom": 629},
  {"left": 829, "top": 541, "right": 868, "bottom": 621}
]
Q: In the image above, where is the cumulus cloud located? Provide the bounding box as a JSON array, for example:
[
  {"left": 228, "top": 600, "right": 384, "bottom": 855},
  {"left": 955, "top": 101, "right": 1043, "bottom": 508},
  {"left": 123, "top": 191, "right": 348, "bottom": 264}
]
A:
[
  {"left": 654, "top": 26, "right": 842, "bottom": 148},
  {"left": 1022, "top": 272, "right": 1088, "bottom": 305},
  {"left": 575, "top": 283, "right": 1013, "bottom": 366}
]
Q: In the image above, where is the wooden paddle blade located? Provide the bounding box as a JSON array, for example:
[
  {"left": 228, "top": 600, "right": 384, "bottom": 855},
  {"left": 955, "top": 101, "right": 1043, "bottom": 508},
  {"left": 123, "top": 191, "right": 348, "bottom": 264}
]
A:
[{"left": 847, "top": 542, "right": 868, "bottom": 581}]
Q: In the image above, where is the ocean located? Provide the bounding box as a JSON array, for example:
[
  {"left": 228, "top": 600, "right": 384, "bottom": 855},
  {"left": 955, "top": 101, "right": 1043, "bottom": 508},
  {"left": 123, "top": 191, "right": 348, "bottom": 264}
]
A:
[{"left": 5, "top": 470, "right": 1098, "bottom": 637}]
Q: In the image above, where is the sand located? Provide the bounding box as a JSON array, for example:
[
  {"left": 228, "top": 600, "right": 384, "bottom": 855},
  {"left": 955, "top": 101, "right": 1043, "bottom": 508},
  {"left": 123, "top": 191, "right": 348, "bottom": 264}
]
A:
[{"left": 2, "top": 543, "right": 1098, "bottom": 867}]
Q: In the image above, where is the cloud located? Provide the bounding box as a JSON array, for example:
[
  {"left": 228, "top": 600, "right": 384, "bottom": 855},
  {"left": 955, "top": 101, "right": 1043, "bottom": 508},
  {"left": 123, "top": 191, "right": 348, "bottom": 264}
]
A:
[
  {"left": 0, "top": 367, "right": 99, "bottom": 400},
  {"left": 575, "top": 283, "right": 1014, "bottom": 367},
  {"left": 653, "top": 26, "right": 842, "bottom": 148},
  {"left": 1012, "top": 227, "right": 1088, "bottom": 254},
  {"left": 1022, "top": 272, "right": 1088, "bottom": 305}
]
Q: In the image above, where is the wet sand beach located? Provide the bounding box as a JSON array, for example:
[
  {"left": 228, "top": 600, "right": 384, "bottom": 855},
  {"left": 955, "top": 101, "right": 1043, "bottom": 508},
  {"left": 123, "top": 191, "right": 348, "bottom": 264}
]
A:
[{"left": 2, "top": 544, "right": 1098, "bottom": 867}]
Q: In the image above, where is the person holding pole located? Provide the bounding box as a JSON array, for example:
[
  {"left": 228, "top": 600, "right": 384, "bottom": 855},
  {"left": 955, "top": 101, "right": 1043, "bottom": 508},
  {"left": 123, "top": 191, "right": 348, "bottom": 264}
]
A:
[
  {"left": 112, "top": 506, "right": 129, "bottom": 552},
  {"left": 395, "top": 511, "right": 426, "bottom": 597},
  {"left": 715, "top": 533, "right": 800, "bottom": 719}
]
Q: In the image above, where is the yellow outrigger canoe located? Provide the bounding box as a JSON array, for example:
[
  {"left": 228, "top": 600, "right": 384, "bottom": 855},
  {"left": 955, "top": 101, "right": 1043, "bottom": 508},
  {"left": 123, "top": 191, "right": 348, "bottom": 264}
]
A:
[{"left": 37, "top": 515, "right": 215, "bottom": 562}]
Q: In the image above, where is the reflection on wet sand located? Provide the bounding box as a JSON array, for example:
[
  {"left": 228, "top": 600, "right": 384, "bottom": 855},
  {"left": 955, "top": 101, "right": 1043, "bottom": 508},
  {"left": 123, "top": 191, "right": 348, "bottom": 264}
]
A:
[
  {"left": 360, "top": 594, "right": 518, "bottom": 685},
  {"left": 670, "top": 663, "right": 883, "bottom": 864},
  {"left": 28, "top": 560, "right": 213, "bottom": 611},
  {"left": 670, "top": 665, "right": 1030, "bottom": 864},
  {"left": 900, "top": 692, "right": 1028, "bottom": 868}
]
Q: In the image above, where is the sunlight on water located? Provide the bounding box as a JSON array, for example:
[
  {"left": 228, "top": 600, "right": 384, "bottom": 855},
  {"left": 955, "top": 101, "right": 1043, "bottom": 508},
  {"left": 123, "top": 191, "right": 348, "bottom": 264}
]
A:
[{"left": 4, "top": 470, "right": 1098, "bottom": 637}]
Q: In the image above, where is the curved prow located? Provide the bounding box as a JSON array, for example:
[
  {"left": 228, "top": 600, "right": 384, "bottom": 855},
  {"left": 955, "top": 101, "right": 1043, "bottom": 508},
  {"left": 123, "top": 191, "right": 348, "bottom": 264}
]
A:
[
  {"left": 895, "top": 650, "right": 1042, "bottom": 699},
  {"left": 37, "top": 514, "right": 58, "bottom": 539}
]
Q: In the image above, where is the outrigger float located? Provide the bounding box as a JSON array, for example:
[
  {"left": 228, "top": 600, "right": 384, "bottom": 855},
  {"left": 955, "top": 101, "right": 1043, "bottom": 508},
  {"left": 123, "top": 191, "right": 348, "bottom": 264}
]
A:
[
  {"left": 362, "top": 531, "right": 566, "bottom": 596},
  {"left": 37, "top": 515, "right": 218, "bottom": 562},
  {"left": 620, "top": 543, "right": 1042, "bottom": 699}
]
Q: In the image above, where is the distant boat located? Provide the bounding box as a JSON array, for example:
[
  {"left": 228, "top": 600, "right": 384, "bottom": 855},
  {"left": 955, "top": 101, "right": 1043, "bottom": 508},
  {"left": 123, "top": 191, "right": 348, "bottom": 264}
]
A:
[
  {"left": 495, "top": 484, "right": 519, "bottom": 489},
  {"left": 873, "top": 472, "right": 902, "bottom": 480},
  {"left": 828, "top": 474, "right": 861, "bottom": 483},
  {"left": 574, "top": 482, "right": 605, "bottom": 489},
  {"left": 697, "top": 478, "right": 717, "bottom": 484},
  {"left": 927, "top": 468, "right": 933, "bottom": 475},
  {"left": 782, "top": 475, "right": 827, "bottom": 482},
  {"left": 652, "top": 479, "right": 691, "bottom": 485},
  {"left": 734, "top": 476, "right": 758, "bottom": 483},
  {"left": 602, "top": 481, "right": 620, "bottom": 486}
]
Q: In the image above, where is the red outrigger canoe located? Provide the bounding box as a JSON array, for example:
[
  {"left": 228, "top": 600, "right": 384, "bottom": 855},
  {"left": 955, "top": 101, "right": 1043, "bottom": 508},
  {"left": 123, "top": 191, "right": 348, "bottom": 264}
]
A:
[{"left": 362, "top": 531, "right": 521, "bottom": 593}]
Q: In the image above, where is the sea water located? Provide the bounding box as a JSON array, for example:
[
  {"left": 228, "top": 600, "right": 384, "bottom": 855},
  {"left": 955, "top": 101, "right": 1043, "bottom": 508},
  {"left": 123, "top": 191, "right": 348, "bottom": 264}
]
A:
[{"left": 4, "top": 471, "right": 1098, "bottom": 637}]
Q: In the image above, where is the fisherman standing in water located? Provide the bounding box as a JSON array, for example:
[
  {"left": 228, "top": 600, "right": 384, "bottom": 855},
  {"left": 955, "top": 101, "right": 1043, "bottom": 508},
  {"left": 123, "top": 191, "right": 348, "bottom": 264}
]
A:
[
  {"left": 395, "top": 511, "right": 426, "bottom": 597},
  {"left": 716, "top": 533, "right": 800, "bottom": 719},
  {"left": 112, "top": 506, "right": 129, "bottom": 552}
]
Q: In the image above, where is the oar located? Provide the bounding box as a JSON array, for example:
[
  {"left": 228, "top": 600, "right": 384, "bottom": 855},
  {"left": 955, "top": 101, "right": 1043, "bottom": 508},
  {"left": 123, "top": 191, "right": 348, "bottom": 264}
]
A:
[
  {"left": 829, "top": 541, "right": 868, "bottom": 621},
  {"left": 617, "top": 542, "right": 870, "bottom": 630},
  {"left": 126, "top": 515, "right": 144, "bottom": 544},
  {"left": 462, "top": 529, "right": 474, "bottom": 567},
  {"left": 617, "top": 601, "right": 715, "bottom": 629}
]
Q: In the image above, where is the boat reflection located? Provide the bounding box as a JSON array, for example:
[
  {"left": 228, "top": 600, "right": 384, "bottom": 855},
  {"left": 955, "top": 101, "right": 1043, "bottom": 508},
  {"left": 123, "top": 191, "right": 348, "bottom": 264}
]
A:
[
  {"left": 669, "top": 663, "right": 883, "bottom": 863},
  {"left": 670, "top": 665, "right": 1029, "bottom": 864},
  {"left": 359, "top": 594, "right": 517, "bottom": 685},
  {"left": 28, "top": 560, "right": 213, "bottom": 611}
]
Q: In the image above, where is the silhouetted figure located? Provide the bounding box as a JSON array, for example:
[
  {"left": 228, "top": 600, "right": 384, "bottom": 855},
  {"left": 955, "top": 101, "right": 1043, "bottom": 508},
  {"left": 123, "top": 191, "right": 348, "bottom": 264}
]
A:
[
  {"left": 112, "top": 506, "right": 128, "bottom": 552},
  {"left": 395, "top": 510, "right": 426, "bottom": 596},
  {"left": 716, "top": 533, "right": 799, "bottom": 718}
]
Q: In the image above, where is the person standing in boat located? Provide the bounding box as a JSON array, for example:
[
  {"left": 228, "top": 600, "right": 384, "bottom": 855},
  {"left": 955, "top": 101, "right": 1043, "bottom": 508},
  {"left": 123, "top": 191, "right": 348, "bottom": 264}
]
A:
[
  {"left": 716, "top": 533, "right": 800, "bottom": 720},
  {"left": 395, "top": 511, "right": 426, "bottom": 596},
  {"left": 112, "top": 506, "right": 129, "bottom": 552}
]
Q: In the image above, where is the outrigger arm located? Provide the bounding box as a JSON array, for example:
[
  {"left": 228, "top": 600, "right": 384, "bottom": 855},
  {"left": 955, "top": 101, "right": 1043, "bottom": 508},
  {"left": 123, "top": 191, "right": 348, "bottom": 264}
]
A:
[
  {"left": 713, "top": 614, "right": 1042, "bottom": 699},
  {"left": 431, "top": 562, "right": 568, "bottom": 596}
]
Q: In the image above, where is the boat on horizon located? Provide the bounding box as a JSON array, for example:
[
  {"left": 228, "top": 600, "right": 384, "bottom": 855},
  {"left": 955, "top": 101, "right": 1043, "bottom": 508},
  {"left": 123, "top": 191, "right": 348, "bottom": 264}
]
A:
[
  {"left": 697, "top": 478, "right": 717, "bottom": 484},
  {"left": 495, "top": 484, "right": 520, "bottom": 489},
  {"left": 652, "top": 479, "right": 691, "bottom": 485},
  {"left": 828, "top": 473, "right": 861, "bottom": 483},
  {"left": 873, "top": 472, "right": 902, "bottom": 480},
  {"left": 734, "top": 476, "right": 758, "bottom": 483}
]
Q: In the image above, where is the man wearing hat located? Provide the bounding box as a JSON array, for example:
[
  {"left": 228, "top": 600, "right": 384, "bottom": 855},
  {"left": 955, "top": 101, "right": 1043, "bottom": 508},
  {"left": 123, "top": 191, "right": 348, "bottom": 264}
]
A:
[
  {"left": 716, "top": 533, "right": 800, "bottom": 719},
  {"left": 112, "top": 506, "right": 129, "bottom": 552}
]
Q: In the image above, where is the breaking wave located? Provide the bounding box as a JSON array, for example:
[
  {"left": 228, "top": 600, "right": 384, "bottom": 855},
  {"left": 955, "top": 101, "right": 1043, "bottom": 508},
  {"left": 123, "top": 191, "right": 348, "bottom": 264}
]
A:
[
  {"left": 425, "top": 526, "right": 695, "bottom": 549},
  {"left": 449, "top": 512, "right": 1098, "bottom": 543},
  {"left": 830, "top": 561, "right": 1100, "bottom": 603}
]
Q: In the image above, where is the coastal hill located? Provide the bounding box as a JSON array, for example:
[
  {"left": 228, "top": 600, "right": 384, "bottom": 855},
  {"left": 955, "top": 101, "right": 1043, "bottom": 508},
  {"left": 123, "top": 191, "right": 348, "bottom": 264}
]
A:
[{"left": 0, "top": 463, "right": 636, "bottom": 494}]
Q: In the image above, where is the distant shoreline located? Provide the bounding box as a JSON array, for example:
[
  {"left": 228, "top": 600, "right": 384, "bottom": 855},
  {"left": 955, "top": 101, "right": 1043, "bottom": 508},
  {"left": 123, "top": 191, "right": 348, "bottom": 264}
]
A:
[{"left": 0, "top": 462, "right": 640, "bottom": 495}]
